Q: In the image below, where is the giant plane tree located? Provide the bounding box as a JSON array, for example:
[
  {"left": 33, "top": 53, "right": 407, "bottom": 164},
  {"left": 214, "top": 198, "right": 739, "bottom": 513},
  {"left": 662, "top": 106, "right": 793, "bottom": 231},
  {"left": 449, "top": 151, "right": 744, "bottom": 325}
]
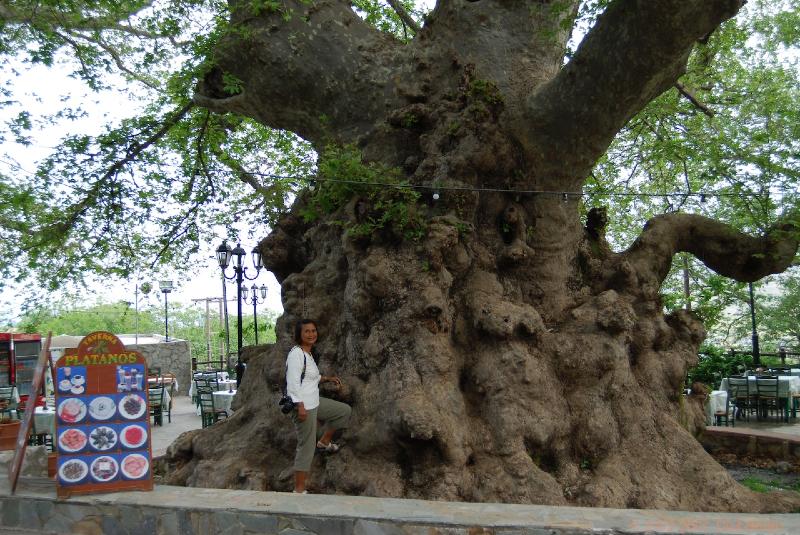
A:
[{"left": 2, "top": 0, "right": 800, "bottom": 512}]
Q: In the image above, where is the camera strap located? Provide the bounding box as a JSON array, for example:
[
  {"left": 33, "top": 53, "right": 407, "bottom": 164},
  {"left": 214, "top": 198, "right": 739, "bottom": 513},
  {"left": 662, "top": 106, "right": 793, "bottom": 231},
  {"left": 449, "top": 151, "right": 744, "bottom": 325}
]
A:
[{"left": 282, "top": 347, "right": 307, "bottom": 396}]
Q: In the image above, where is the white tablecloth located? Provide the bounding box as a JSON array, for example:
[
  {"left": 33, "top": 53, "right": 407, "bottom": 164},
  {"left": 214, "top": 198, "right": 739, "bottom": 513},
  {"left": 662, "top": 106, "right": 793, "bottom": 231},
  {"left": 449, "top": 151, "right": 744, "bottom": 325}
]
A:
[
  {"left": 149, "top": 387, "right": 172, "bottom": 410},
  {"left": 213, "top": 390, "right": 237, "bottom": 416},
  {"left": 705, "top": 390, "right": 728, "bottom": 425},
  {"left": 719, "top": 375, "right": 800, "bottom": 395},
  {"left": 33, "top": 406, "right": 56, "bottom": 436},
  {"left": 147, "top": 376, "right": 179, "bottom": 394},
  {"left": 189, "top": 379, "right": 237, "bottom": 398},
  {"left": 194, "top": 371, "right": 229, "bottom": 381}
]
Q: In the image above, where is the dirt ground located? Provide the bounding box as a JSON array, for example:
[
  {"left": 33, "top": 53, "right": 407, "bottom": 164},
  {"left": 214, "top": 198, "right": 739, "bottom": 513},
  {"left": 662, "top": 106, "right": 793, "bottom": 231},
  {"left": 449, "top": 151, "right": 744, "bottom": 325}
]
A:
[{"left": 715, "top": 452, "right": 800, "bottom": 490}]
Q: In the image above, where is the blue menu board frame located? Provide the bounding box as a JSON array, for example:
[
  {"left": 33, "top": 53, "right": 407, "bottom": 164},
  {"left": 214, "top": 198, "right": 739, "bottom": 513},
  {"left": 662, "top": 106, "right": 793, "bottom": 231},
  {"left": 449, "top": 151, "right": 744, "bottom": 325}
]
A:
[{"left": 55, "top": 332, "right": 153, "bottom": 498}]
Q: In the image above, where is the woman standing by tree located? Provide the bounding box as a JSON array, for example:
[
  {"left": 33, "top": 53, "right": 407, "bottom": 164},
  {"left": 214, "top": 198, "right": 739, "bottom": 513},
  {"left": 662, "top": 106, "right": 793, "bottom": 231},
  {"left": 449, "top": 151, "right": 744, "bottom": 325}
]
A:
[{"left": 286, "top": 319, "right": 351, "bottom": 494}]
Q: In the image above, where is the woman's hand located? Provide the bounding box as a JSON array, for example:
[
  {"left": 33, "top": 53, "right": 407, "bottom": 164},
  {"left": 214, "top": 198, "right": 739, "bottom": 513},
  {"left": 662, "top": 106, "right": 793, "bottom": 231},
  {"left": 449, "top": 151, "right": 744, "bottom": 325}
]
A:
[
  {"left": 297, "top": 402, "right": 307, "bottom": 422},
  {"left": 322, "top": 375, "right": 342, "bottom": 389}
]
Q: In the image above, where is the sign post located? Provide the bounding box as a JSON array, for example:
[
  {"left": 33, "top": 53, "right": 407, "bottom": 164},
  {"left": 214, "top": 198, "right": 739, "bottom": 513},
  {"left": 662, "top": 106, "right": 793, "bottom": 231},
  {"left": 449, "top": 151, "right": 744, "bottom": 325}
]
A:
[{"left": 8, "top": 332, "right": 52, "bottom": 493}]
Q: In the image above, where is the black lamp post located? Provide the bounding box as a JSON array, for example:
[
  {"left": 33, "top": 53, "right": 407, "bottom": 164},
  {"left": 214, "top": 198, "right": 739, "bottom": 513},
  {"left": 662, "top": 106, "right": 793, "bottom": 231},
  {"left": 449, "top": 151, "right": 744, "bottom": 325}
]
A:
[
  {"left": 217, "top": 240, "right": 262, "bottom": 387},
  {"left": 748, "top": 282, "right": 760, "bottom": 367},
  {"left": 242, "top": 283, "right": 268, "bottom": 345},
  {"left": 159, "top": 280, "right": 173, "bottom": 341}
]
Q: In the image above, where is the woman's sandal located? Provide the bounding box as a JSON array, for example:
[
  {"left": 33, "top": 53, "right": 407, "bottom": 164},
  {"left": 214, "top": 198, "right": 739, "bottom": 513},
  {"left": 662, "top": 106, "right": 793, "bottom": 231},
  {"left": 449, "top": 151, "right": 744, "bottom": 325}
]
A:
[{"left": 316, "top": 440, "right": 340, "bottom": 453}]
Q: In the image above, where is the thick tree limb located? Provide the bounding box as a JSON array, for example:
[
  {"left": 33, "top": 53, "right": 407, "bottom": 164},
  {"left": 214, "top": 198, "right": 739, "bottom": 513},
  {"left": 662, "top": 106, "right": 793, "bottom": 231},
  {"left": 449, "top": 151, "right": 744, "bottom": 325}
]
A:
[
  {"left": 524, "top": 0, "right": 744, "bottom": 186},
  {"left": 199, "top": 0, "right": 404, "bottom": 146},
  {"left": 623, "top": 213, "right": 798, "bottom": 287}
]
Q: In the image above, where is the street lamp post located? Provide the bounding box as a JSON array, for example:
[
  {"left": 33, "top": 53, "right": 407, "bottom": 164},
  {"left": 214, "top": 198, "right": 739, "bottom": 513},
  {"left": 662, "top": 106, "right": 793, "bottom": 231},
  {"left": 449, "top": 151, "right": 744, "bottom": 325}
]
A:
[
  {"left": 242, "top": 284, "right": 268, "bottom": 345},
  {"left": 748, "top": 282, "right": 760, "bottom": 367},
  {"left": 160, "top": 280, "right": 174, "bottom": 341},
  {"left": 217, "top": 241, "right": 262, "bottom": 387}
]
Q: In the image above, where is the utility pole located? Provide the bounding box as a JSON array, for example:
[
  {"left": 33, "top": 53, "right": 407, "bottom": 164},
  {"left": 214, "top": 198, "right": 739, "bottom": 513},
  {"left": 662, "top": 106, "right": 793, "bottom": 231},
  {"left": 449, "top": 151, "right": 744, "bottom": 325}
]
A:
[{"left": 191, "top": 297, "right": 235, "bottom": 368}]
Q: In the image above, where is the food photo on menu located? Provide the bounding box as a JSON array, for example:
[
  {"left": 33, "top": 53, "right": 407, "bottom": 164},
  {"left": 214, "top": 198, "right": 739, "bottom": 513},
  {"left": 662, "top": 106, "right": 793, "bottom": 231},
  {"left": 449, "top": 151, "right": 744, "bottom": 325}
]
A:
[
  {"left": 57, "top": 397, "right": 88, "bottom": 424},
  {"left": 119, "top": 424, "right": 148, "bottom": 450},
  {"left": 90, "top": 455, "right": 120, "bottom": 483},
  {"left": 89, "top": 425, "right": 119, "bottom": 452},
  {"left": 116, "top": 364, "right": 145, "bottom": 392},
  {"left": 58, "top": 427, "right": 89, "bottom": 454},
  {"left": 118, "top": 393, "right": 147, "bottom": 420},
  {"left": 58, "top": 457, "right": 90, "bottom": 485},
  {"left": 120, "top": 453, "right": 149, "bottom": 479},
  {"left": 88, "top": 395, "right": 117, "bottom": 421},
  {"left": 56, "top": 366, "right": 88, "bottom": 395}
]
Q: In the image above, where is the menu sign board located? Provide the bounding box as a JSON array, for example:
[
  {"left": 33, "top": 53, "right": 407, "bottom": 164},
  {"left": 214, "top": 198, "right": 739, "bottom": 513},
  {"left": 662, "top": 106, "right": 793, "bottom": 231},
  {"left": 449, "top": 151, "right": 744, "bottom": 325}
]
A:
[{"left": 55, "top": 332, "right": 153, "bottom": 498}]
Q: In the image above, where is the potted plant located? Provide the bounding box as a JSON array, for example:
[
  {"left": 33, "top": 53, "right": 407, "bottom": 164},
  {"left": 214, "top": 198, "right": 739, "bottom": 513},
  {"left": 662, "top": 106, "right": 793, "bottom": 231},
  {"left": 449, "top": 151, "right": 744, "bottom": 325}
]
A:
[{"left": 0, "top": 414, "right": 21, "bottom": 451}]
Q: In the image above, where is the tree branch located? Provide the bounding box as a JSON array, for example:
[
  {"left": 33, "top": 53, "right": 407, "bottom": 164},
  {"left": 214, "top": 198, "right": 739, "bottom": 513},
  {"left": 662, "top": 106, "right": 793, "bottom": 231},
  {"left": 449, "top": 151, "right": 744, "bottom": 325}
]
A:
[
  {"left": 386, "top": 0, "right": 420, "bottom": 34},
  {"left": 37, "top": 101, "right": 195, "bottom": 240},
  {"left": 524, "top": 0, "right": 744, "bottom": 186},
  {"left": 623, "top": 213, "right": 799, "bottom": 288},
  {"left": 674, "top": 81, "right": 715, "bottom": 117}
]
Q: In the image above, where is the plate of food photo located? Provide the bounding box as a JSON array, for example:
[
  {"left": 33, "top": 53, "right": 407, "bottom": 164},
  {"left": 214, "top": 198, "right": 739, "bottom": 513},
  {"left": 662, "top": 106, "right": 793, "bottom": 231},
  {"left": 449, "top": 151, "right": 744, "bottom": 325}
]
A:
[
  {"left": 120, "top": 453, "right": 149, "bottom": 479},
  {"left": 58, "top": 428, "right": 88, "bottom": 453},
  {"left": 119, "top": 424, "right": 148, "bottom": 449},
  {"left": 58, "top": 459, "right": 89, "bottom": 484},
  {"left": 89, "top": 426, "right": 118, "bottom": 451},
  {"left": 90, "top": 455, "right": 119, "bottom": 482},
  {"left": 118, "top": 393, "right": 146, "bottom": 420},
  {"left": 88, "top": 396, "right": 116, "bottom": 421},
  {"left": 57, "top": 397, "right": 87, "bottom": 424}
]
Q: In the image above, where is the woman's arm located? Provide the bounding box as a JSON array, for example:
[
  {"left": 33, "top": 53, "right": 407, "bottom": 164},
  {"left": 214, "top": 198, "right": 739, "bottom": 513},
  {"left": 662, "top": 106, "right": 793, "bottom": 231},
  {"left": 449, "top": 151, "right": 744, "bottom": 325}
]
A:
[{"left": 285, "top": 348, "right": 305, "bottom": 402}]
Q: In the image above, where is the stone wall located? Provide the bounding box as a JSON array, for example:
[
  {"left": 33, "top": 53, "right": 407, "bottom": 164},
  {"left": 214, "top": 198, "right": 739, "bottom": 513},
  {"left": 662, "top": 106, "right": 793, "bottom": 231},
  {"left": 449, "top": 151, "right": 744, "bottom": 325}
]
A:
[
  {"left": 128, "top": 340, "right": 191, "bottom": 396},
  {"left": 700, "top": 427, "right": 800, "bottom": 461}
]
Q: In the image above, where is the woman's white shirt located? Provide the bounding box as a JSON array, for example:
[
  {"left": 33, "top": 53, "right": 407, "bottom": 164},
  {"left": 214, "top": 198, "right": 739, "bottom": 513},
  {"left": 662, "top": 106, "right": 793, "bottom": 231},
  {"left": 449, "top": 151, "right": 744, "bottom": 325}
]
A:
[{"left": 286, "top": 346, "right": 321, "bottom": 410}]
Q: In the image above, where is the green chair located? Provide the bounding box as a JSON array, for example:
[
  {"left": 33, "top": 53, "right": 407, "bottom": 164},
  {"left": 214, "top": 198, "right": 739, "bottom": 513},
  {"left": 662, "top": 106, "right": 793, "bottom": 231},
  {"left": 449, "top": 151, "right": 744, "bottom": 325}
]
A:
[
  {"left": 755, "top": 376, "right": 783, "bottom": 421},
  {"left": 148, "top": 386, "right": 165, "bottom": 426},
  {"left": 197, "top": 386, "right": 227, "bottom": 428},
  {"left": 725, "top": 376, "right": 753, "bottom": 426}
]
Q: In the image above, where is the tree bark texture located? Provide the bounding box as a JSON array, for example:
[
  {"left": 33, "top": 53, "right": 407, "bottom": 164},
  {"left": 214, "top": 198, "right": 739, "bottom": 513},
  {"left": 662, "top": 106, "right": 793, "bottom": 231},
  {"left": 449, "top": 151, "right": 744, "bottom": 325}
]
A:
[{"left": 169, "top": 0, "right": 800, "bottom": 511}]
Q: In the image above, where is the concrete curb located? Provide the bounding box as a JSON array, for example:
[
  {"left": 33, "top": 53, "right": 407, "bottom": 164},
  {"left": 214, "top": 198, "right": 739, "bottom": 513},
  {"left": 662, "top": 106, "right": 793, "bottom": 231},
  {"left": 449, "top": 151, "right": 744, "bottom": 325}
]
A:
[{"left": 2, "top": 478, "right": 799, "bottom": 535}]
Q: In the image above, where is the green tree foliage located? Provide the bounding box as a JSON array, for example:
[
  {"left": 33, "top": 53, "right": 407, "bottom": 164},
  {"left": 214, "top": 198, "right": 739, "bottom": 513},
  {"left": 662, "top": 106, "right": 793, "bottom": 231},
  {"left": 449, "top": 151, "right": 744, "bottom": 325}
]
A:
[
  {"left": 0, "top": 0, "right": 798, "bottom": 346},
  {"left": 586, "top": 0, "right": 800, "bottom": 337},
  {"left": 10, "top": 299, "right": 278, "bottom": 361},
  {"left": 760, "top": 271, "right": 800, "bottom": 347}
]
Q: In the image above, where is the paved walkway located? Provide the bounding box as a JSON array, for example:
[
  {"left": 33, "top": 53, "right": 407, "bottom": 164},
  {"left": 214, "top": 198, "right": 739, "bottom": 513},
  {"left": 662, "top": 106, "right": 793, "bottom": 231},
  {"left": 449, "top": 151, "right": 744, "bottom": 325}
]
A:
[
  {"left": 719, "top": 417, "right": 800, "bottom": 438},
  {"left": 151, "top": 394, "right": 202, "bottom": 457}
]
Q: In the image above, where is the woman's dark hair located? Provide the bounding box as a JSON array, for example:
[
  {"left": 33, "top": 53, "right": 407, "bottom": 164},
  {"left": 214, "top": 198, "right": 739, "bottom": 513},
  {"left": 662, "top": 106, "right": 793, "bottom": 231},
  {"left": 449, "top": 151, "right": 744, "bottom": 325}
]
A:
[{"left": 293, "top": 319, "right": 317, "bottom": 344}]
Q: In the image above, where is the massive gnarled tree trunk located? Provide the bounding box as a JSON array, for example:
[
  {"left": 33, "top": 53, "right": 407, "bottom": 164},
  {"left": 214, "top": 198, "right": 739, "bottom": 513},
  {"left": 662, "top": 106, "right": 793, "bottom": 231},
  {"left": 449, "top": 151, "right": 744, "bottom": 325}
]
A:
[{"left": 164, "top": 0, "right": 800, "bottom": 511}]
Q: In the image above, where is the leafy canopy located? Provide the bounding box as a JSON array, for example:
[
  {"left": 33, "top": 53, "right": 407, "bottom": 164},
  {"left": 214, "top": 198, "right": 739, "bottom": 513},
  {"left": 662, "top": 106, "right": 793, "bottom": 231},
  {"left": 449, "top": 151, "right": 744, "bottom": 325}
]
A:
[{"left": 0, "top": 0, "right": 798, "bottom": 347}]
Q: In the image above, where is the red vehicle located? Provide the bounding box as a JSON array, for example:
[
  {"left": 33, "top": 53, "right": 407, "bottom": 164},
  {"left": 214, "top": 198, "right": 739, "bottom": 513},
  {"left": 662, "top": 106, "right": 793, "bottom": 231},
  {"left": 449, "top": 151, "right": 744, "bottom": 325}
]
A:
[{"left": 0, "top": 333, "right": 43, "bottom": 403}]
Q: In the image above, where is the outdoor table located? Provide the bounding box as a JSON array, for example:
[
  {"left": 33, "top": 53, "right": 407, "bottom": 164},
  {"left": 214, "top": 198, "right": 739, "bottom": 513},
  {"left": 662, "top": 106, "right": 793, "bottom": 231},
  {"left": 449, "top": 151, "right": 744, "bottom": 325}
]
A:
[
  {"left": 147, "top": 375, "right": 179, "bottom": 394},
  {"left": 719, "top": 375, "right": 800, "bottom": 420},
  {"left": 212, "top": 390, "right": 237, "bottom": 416},
  {"left": 719, "top": 375, "right": 800, "bottom": 395},
  {"left": 33, "top": 405, "right": 56, "bottom": 436},
  {"left": 705, "top": 390, "right": 728, "bottom": 425},
  {"left": 193, "top": 370, "right": 229, "bottom": 381},
  {"left": 189, "top": 379, "right": 237, "bottom": 399}
]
